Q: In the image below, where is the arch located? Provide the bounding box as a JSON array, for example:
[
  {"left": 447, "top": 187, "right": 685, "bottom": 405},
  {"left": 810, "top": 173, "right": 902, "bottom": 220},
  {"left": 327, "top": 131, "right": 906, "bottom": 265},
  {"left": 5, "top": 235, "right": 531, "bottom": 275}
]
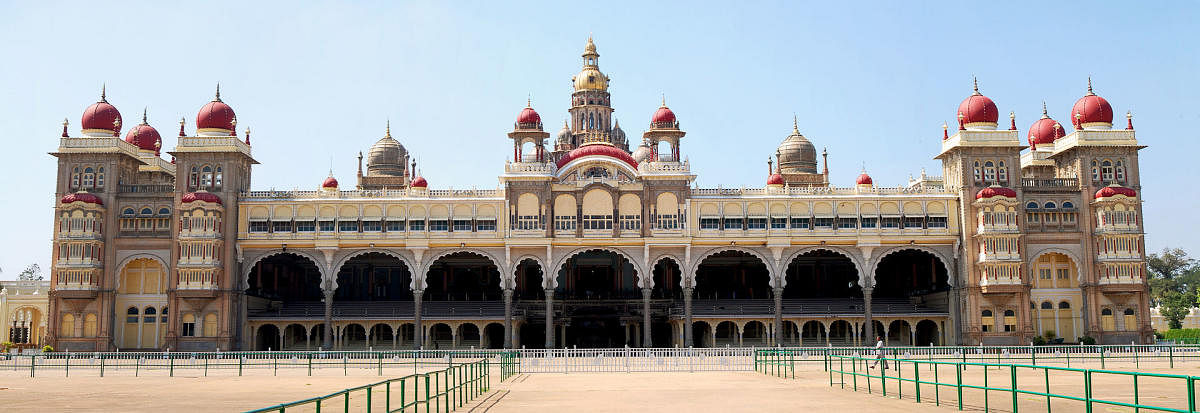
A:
[
  {"left": 650, "top": 254, "right": 684, "bottom": 297},
  {"left": 424, "top": 250, "right": 503, "bottom": 301},
  {"left": 1027, "top": 248, "right": 1084, "bottom": 283},
  {"left": 618, "top": 193, "right": 641, "bottom": 216},
  {"left": 242, "top": 249, "right": 328, "bottom": 290},
  {"left": 556, "top": 157, "right": 640, "bottom": 179},
  {"left": 331, "top": 248, "right": 414, "bottom": 290},
  {"left": 581, "top": 189, "right": 613, "bottom": 215},
  {"left": 114, "top": 253, "right": 170, "bottom": 290},
  {"left": 509, "top": 254, "right": 547, "bottom": 290},
  {"left": 780, "top": 246, "right": 864, "bottom": 288},
  {"left": 689, "top": 246, "right": 776, "bottom": 287},
  {"left": 421, "top": 248, "right": 504, "bottom": 274},
  {"left": 550, "top": 247, "right": 645, "bottom": 289},
  {"left": 869, "top": 245, "right": 954, "bottom": 287},
  {"left": 800, "top": 320, "right": 827, "bottom": 346}
]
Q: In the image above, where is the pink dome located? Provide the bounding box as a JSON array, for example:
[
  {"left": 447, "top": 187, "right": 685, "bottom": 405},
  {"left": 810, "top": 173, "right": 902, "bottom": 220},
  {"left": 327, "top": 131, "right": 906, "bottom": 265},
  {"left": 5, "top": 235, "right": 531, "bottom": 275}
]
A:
[
  {"left": 767, "top": 173, "right": 784, "bottom": 185},
  {"left": 81, "top": 95, "right": 122, "bottom": 135},
  {"left": 555, "top": 144, "right": 638, "bottom": 169},
  {"left": 124, "top": 116, "right": 162, "bottom": 155},
  {"left": 1071, "top": 82, "right": 1113, "bottom": 128},
  {"left": 1028, "top": 115, "right": 1064, "bottom": 148},
  {"left": 411, "top": 176, "right": 428, "bottom": 188},
  {"left": 517, "top": 106, "right": 541, "bottom": 126},
  {"left": 61, "top": 192, "right": 103, "bottom": 206},
  {"left": 856, "top": 172, "right": 873, "bottom": 185},
  {"left": 182, "top": 191, "right": 222, "bottom": 205},
  {"left": 976, "top": 186, "right": 1017, "bottom": 199},
  {"left": 1095, "top": 185, "right": 1136, "bottom": 199},
  {"left": 322, "top": 176, "right": 338, "bottom": 188},
  {"left": 197, "top": 87, "right": 237, "bottom": 132}
]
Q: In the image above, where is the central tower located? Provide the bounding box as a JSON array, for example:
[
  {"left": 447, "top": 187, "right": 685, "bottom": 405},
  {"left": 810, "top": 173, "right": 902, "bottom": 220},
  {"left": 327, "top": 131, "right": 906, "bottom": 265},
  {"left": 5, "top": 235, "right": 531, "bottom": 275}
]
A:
[{"left": 569, "top": 37, "right": 615, "bottom": 147}]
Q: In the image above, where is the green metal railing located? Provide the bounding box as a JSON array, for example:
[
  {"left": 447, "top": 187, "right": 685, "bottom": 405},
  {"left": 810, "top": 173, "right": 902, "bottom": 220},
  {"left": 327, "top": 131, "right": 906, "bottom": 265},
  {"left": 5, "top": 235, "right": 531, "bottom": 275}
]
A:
[
  {"left": 245, "top": 353, "right": 518, "bottom": 413},
  {"left": 758, "top": 350, "right": 1200, "bottom": 413}
]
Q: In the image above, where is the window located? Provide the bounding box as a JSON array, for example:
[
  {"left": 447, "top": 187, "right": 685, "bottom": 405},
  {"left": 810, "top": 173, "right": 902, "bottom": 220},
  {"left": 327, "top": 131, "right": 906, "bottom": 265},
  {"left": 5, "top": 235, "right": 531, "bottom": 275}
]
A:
[
  {"left": 1039, "top": 269, "right": 1051, "bottom": 280},
  {"left": 981, "top": 309, "right": 994, "bottom": 332},
  {"left": 813, "top": 217, "right": 834, "bottom": 229},
  {"left": 1115, "top": 161, "right": 1126, "bottom": 182},
  {"left": 723, "top": 217, "right": 743, "bottom": 230},
  {"left": 860, "top": 217, "right": 878, "bottom": 228},
  {"left": 790, "top": 217, "right": 810, "bottom": 229},
  {"left": 362, "top": 220, "right": 382, "bottom": 232},
  {"left": 555, "top": 216, "right": 577, "bottom": 231},
  {"left": 1058, "top": 301, "right": 1070, "bottom": 310},
  {"left": 1003, "top": 309, "right": 1016, "bottom": 332},
  {"left": 998, "top": 161, "right": 1008, "bottom": 182},
  {"left": 881, "top": 217, "right": 900, "bottom": 228},
  {"left": 699, "top": 217, "right": 720, "bottom": 230},
  {"left": 97, "top": 167, "right": 105, "bottom": 188},
  {"left": 1123, "top": 308, "right": 1136, "bottom": 331},
  {"left": 296, "top": 220, "right": 315, "bottom": 232},
  {"left": 272, "top": 221, "right": 292, "bottom": 233},
  {"left": 428, "top": 220, "right": 449, "bottom": 231},
  {"left": 928, "top": 216, "right": 947, "bottom": 228},
  {"left": 984, "top": 161, "right": 996, "bottom": 182},
  {"left": 1091, "top": 160, "right": 1100, "bottom": 181},
  {"left": 409, "top": 220, "right": 425, "bottom": 231},
  {"left": 190, "top": 167, "right": 199, "bottom": 189},
  {"left": 83, "top": 167, "right": 95, "bottom": 187},
  {"left": 1043, "top": 202, "right": 1056, "bottom": 210},
  {"left": 1101, "top": 308, "right": 1115, "bottom": 330},
  {"left": 182, "top": 314, "right": 196, "bottom": 337},
  {"left": 249, "top": 221, "right": 269, "bottom": 232},
  {"left": 214, "top": 166, "right": 223, "bottom": 188},
  {"left": 339, "top": 220, "right": 359, "bottom": 232},
  {"left": 72, "top": 167, "right": 81, "bottom": 189},
  {"left": 1101, "top": 160, "right": 1114, "bottom": 181},
  {"left": 582, "top": 215, "right": 612, "bottom": 230},
  {"left": 1062, "top": 202, "right": 1074, "bottom": 210},
  {"left": 202, "top": 313, "right": 217, "bottom": 337},
  {"left": 201, "top": 165, "right": 213, "bottom": 188},
  {"left": 973, "top": 161, "right": 981, "bottom": 183},
  {"left": 747, "top": 217, "right": 767, "bottom": 229},
  {"left": 837, "top": 217, "right": 858, "bottom": 229},
  {"left": 1026, "top": 202, "right": 1039, "bottom": 209},
  {"left": 1056, "top": 268, "right": 1069, "bottom": 280},
  {"left": 770, "top": 218, "right": 787, "bottom": 229},
  {"left": 319, "top": 220, "right": 335, "bottom": 232},
  {"left": 903, "top": 216, "right": 925, "bottom": 229},
  {"left": 143, "top": 306, "right": 157, "bottom": 323},
  {"left": 619, "top": 215, "right": 641, "bottom": 231},
  {"left": 161, "top": 306, "right": 169, "bottom": 323},
  {"left": 1040, "top": 301, "right": 1053, "bottom": 310},
  {"left": 476, "top": 219, "right": 496, "bottom": 231},
  {"left": 453, "top": 219, "right": 472, "bottom": 231},
  {"left": 387, "top": 220, "right": 405, "bottom": 232}
]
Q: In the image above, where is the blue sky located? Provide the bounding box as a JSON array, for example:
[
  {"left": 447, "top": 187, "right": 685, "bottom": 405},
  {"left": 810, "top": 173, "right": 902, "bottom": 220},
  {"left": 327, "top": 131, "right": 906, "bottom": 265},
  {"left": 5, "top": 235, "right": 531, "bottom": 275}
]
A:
[{"left": 1, "top": 1, "right": 1197, "bottom": 279}]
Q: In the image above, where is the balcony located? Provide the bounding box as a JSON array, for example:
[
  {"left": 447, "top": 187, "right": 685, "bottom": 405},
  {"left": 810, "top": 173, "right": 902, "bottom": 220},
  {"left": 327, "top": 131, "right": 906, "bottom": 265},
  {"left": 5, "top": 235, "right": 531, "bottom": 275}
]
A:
[
  {"left": 1021, "top": 178, "right": 1080, "bottom": 192},
  {"left": 118, "top": 184, "right": 176, "bottom": 195},
  {"left": 176, "top": 136, "right": 253, "bottom": 157},
  {"left": 503, "top": 162, "right": 555, "bottom": 175}
]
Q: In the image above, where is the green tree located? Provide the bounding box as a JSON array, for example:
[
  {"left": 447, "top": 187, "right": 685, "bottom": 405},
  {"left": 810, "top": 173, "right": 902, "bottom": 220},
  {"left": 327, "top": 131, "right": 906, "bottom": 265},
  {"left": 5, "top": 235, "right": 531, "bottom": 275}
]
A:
[
  {"left": 1147, "top": 248, "right": 1198, "bottom": 305},
  {"left": 16, "top": 264, "right": 41, "bottom": 281},
  {"left": 1161, "top": 290, "right": 1196, "bottom": 329}
]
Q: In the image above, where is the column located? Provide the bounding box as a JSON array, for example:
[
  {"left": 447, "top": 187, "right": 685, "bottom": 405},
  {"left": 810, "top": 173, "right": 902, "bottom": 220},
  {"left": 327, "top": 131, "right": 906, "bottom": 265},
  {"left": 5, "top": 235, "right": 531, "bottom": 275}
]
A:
[
  {"left": 772, "top": 287, "right": 783, "bottom": 347},
  {"left": 413, "top": 289, "right": 424, "bottom": 349},
  {"left": 642, "top": 288, "right": 652, "bottom": 348},
  {"left": 683, "top": 287, "right": 695, "bottom": 347},
  {"left": 909, "top": 323, "right": 916, "bottom": 346},
  {"left": 863, "top": 286, "right": 875, "bottom": 343},
  {"left": 544, "top": 289, "right": 555, "bottom": 348},
  {"left": 503, "top": 288, "right": 514, "bottom": 349},
  {"left": 323, "top": 289, "right": 334, "bottom": 349}
]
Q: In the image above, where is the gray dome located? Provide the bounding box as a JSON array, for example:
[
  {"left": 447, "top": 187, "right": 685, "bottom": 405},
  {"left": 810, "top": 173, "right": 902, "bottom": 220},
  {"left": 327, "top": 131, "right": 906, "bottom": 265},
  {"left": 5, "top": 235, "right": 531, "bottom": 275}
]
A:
[
  {"left": 631, "top": 143, "right": 652, "bottom": 163},
  {"left": 610, "top": 119, "right": 626, "bottom": 146},
  {"left": 556, "top": 121, "right": 572, "bottom": 145},
  {"left": 367, "top": 133, "right": 407, "bottom": 177},
  {"left": 776, "top": 123, "right": 817, "bottom": 174}
]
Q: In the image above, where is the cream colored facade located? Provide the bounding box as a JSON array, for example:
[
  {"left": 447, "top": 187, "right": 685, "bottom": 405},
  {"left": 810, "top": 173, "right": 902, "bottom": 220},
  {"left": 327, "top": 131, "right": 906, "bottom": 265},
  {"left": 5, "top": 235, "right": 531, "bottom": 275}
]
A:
[{"left": 1, "top": 280, "right": 51, "bottom": 350}]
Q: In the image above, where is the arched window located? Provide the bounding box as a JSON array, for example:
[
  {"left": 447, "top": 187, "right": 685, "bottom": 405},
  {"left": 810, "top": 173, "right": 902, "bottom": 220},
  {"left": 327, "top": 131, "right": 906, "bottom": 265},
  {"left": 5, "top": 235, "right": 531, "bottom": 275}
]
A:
[
  {"left": 161, "top": 306, "right": 168, "bottom": 323},
  {"left": 83, "top": 167, "right": 95, "bottom": 188},
  {"left": 983, "top": 161, "right": 996, "bottom": 182},
  {"left": 97, "top": 167, "right": 105, "bottom": 188},
  {"left": 1091, "top": 160, "right": 1100, "bottom": 181},
  {"left": 201, "top": 165, "right": 213, "bottom": 188},
  {"left": 1058, "top": 301, "right": 1070, "bottom": 309},
  {"left": 122, "top": 208, "right": 136, "bottom": 217},
  {"left": 1040, "top": 301, "right": 1053, "bottom": 309},
  {"left": 126, "top": 306, "right": 139, "bottom": 323},
  {"left": 1062, "top": 202, "right": 1074, "bottom": 209},
  {"left": 588, "top": 113, "right": 594, "bottom": 129},
  {"left": 1123, "top": 308, "right": 1136, "bottom": 331},
  {"left": 1101, "top": 160, "right": 1114, "bottom": 181},
  {"left": 1026, "top": 201, "right": 1039, "bottom": 209},
  {"left": 998, "top": 161, "right": 1008, "bottom": 182},
  {"left": 182, "top": 314, "right": 196, "bottom": 336},
  {"left": 1043, "top": 202, "right": 1056, "bottom": 210},
  {"left": 189, "top": 166, "right": 199, "bottom": 189},
  {"left": 71, "top": 167, "right": 81, "bottom": 189},
  {"left": 981, "top": 309, "right": 994, "bottom": 332},
  {"left": 140, "top": 208, "right": 154, "bottom": 216},
  {"left": 973, "top": 161, "right": 981, "bottom": 182},
  {"left": 214, "top": 166, "right": 223, "bottom": 188},
  {"left": 1003, "top": 309, "right": 1016, "bottom": 332},
  {"left": 1101, "top": 308, "right": 1115, "bottom": 330},
  {"left": 1115, "top": 160, "right": 1125, "bottom": 182}
]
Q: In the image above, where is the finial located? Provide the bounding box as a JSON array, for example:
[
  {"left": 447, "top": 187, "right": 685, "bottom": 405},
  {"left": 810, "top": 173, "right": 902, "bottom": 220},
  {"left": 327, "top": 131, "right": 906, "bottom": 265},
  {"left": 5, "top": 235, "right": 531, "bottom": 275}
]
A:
[
  {"left": 972, "top": 76, "right": 980, "bottom": 95},
  {"left": 385, "top": 119, "right": 391, "bottom": 138},
  {"left": 1009, "top": 111, "right": 1016, "bottom": 130},
  {"left": 61, "top": 118, "right": 69, "bottom": 138},
  {"left": 661, "top": 94, "right": 666, "bottom": 107},
  {"left": 1086, "top": 76, "right": 1094, "bottom": 95},
  {"left": 100, "top": 83, "right": 107, "bottom": 102},
  {"left": 526, "top": 94, "right": 531, "bottom": 108},
  {"left": 942, "top": 122, "right": 949, "bottom": 139},
  {"left": 142, "top": 107, "right": 148, "bottom": 124},
  {"left": 1041, "top": 101, "right": 1049, "bottom": 118},
  {"left": 1126, "top": 110, "right": 1134, "bottom": 130},
  {"left": 214, "top": 83, "right": 222, "bottom": 101},
  {"left": 957, "top": 111, "right": 965, "bottom": 130},
  {"left": 1053, "top": 122, "right": 1062, "bottom": 138},
  {"left": 178, "top": 117, "right": 186, "bottom": 137},
  {"left": 792, "top": 114, "right": 799, "bottom": 133}
]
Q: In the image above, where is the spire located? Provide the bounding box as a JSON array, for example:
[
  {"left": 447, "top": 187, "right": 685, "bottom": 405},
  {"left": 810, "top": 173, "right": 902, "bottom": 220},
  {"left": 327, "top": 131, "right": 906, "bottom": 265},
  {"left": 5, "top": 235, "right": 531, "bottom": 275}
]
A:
[
  {"left": 1126, "top": 110, "right": 1134, "bottom": 130},
  {"left": 1086, "top": 76, "right": 1094, "bottom": 96},
  {"left": 972, "top": 76, "right": 980, "bottom": 96},
  {"left": 385, "top": 119, "right": 392, "bottom": 139},
  {"left": 821, "top": 147, "right": 829, "bottom": 176},
  {"left": 214, "top": 83, "right": 222, "bottom": 102},
  {"left": 661, "top": 94, "right": 667, "bottom": 107},
  {"left": 957, "top": 112, "right": 965, "bottom": 130},
  {"left": 767, "top": 157, "right": 773, "bottom": 175},
  {"left": 1009, "top": 111, "right": 1016, "bottom": 130},
  {"left": 244, "top": 127, "right": 251, "bottom": 145},
  {"left": 1041, "top": 101, "right": 1049, "bottom": 118},
  {"left": 942, "top": 122, "right": 949, "bottom": 140},
  {"left": 142, "top": 107, "right": 148, "bottom": 124},
  {"left": 61, "top": 118, "right": 69, "bottom": 138},
  {"left": 792, "top": 114, "right": 799, "bottom": 134},
  {"left": 613, "top": 118, "right": 620, "bottom": 129},
  {"left": 179, "top": 117, "right": 186, "bottom": 137},
  {"left": 526, "top": 95, "right": 532, "bottom": 108},
  {"left": 99, "top": 83, "right": 107, "bottom": 103}
]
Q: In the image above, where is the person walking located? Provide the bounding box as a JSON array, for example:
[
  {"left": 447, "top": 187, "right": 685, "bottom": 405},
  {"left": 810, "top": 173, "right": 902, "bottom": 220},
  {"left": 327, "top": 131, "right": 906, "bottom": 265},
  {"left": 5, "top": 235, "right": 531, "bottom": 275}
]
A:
[{"left": 869, "top": 335, "right": 888, "bottom": 369}]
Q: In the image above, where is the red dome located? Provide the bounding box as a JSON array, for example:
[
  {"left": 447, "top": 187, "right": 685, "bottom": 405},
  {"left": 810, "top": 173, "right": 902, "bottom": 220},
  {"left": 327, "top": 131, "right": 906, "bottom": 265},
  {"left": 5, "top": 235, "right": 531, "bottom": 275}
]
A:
[
  {"left": 1095, "top": 185, "right": 1136, "bottom": 199},
  {"left": 1027, "top": 115, "right": 1065, "bottom": 148},
  {"left": 651, "top": 106, "right": 676, "bottom": 126},
  {"left": 125, "top": 121, "right": 162, "bottom": 155},
  {"left": 517, "top": 107, "right": 541, "bottom": 125},
  {"left": 322, "top": 176, "right": 338, "bottom": 188},
  {"left": 1071, "top": 89, "right": 1113, "bottom": 128},
  {"left": 957, "top": 93, "right": 999, "bottom": 126},
  {"left": 976, "top": 186, "right": 1017, "bottom": 199},
  {"left": 767, "top": 173, "right": 784, "bottom": 185},
  {"left": 555, "top": 144, "right": 639, "bottom": 169},
  {"left": 856, "top": 172, "right": 873, "bottom": 185},
  {"left": 182, "top": 191, "right": 222, "bottom": 205},
  {"left": 197, "top": 88, "right": 237, "bottom": 132},
  {"left": 81, "top": 99, "right": 122, "bottom": 135},
  {"left": 411, "top": 176, "right": 428, "bottom": 188},
  {"left": 61, "top": 192, "right": 103, "bottom": 206}
]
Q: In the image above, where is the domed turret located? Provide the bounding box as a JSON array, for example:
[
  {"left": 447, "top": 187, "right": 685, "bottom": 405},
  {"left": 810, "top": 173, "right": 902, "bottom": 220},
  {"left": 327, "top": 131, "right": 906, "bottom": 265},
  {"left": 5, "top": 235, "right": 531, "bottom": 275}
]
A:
[
  {"left": 516, "top": 100, "right": 542, "bottom": 130},
  {"left": 61, "top": 191, "right": 103, "bottom": 206},
  {"left": 1028, "top": 102, "right": 1065, "bottom": 148},
  {"left": 322, "top": 175, "right": 338, "bottom": 188},
  {"left": 410, "top": 176, "right": 428, "bottom": 188},
  {"left": 610, "top": 119, "right": 627, "bottom": 148},
  {"left": 976, "top": 185, "right": 1017, "bottom": 199},
  {"left": 631, "top": 139, "right": 652, "bottom": 163},
  {"left": 1095, "top": 184, "right": 1136, "bottom": 199},
  {"left": 1071, "top": 78, "right": 1114, "bottom": 130},
  {"left": 124, "top": 109, "right": 163, "bottom": 156},
  {"left": 196, "top": 84, "right": 237, "bottom": 136},
  {"left": 856, "top": 171, "right": 873, "bottom": 185},
  {"left": 957, "top": 78, "right": 999, "bottom": 130},
  {"left": 776, "top": 117, "right": 817, "bottom": 174},
  {"left": 766, "top": 173, "right": 784, "bottom": 186},
  {"left": 366, "top": 121, "right": 408, "bottom": 177},
  {"left": 573, "top": 37, "right": 609, "bottom": 91},
  {"left": 556, "top": 120, "right": 572, "bottom": 146},
  {"left": 81, "top": 85, "right": 122, "bottom": 137}
]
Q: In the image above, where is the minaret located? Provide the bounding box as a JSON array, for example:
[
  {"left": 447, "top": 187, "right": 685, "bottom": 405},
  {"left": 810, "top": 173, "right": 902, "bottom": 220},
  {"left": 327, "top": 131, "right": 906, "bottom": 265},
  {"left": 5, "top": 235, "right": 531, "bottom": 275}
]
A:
[{"left": 569, "top": 36, "right": 615, "bottom": 146}]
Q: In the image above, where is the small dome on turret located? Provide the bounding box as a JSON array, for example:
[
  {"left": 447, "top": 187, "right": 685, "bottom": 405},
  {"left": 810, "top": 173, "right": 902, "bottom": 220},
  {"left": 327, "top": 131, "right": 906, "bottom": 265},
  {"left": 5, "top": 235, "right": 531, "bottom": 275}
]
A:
[
  {"left": 556, "top": 120, "right": 572, "bottom": 145},
  {"left": 366, "top": 121, "right": 407, "bottom": 177},
  {"left": 776, "top": 117, "right": 817, "bottom": 174}
]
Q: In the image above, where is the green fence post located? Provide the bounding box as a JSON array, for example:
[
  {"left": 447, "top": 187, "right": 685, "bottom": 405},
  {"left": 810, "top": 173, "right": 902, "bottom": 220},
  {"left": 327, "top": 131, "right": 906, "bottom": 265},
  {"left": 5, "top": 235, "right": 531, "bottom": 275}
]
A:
[
  {"left": 881, "top": 357, "right": 887, "bottom": 398},
  {"left": 956, "top": 364, "right": 963, "bottom": 411},
  {"left": 65, "top": 355, "right": 70, "bottom": 377},
  {"left": 1132, "top": 374, "right": 1139, "bottom": 413},
  {"left": 1100, "top": 346, "right": 1106, "bottom": 369},
  {"left": 914, "top": 360, "right": 922, "bottom": 403},
  {"left": 273, "top": 354, "right": 277, "bottom": 376},
  {"left": 1010, "top": 364, "right": 1018, "bottom": 413},
  {"left": 204, "top": 355, "right": 209, "bottom": 377},
  {"left": 100, "top": 354, "right": 105, "bottom": 377},
  {"left": 30, "top": 355, "right": 36, "bottom": 377},
  {"left": 1169, "top": 346, "right": 1175, "bottom": 369},
  {"left": 239, "top": 356, "right": 243, "bottom": 376},
  {"left": 1186, "top": 376, "right": 1195, "bottom": 413},
  {"left": 1031, "top": 347, "right": 1037, "bottom": 366},
  {"left": 1044, "top": 366, "right": 1051, "bottom": 412},
  {"left": 316, "top": 398, "right": 321, "bottom": 413},
  {"left": 386, "top": 381, "right": 392, "bottom": 412},
  {"left": 983, "top": 363, "right": 989, "bottom": 412},
  {"left": 934, "top": 359, "right": 940, "bottom": 406},
  {"left": 344, "top": 390, "right": 349, "bottom": 412},
  {"left": 1084, "top": 370, "right": 1093, "bottom": 413},
  {"left": 308, "top": 353, "right": 312, "bottom": 376}
]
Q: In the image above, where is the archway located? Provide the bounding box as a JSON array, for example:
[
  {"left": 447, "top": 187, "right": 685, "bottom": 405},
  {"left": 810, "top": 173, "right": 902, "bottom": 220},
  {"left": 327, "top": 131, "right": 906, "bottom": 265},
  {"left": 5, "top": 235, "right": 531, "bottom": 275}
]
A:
[
  {"left": 692, "top": 321, "right": 713, "bottom": 348},
  {"left": 714, "top": 321, "right": 738, "bottom": 347},
  {"left": 829, "top": 320, "right": 854, "bottom": 346},
  {"left": 514, "top": 258, "right": 545, "bottom": 300},
  {"left": 282, "top": 324, "right": 308, "bottom": 350},
  {"left": 334, "top": 252, "right": 413, "bottom": 302},
  {"left": 801, "top": 321, "right": 826, "bottom": 346},
  {"left": 369, "top": 323, "right": 394, "bottom": 349},
  {"left": 426, "top": 252, "right": 502, "bottom": 301},
  {"left": 742, "top": 321, "right": 768, "bottom": 347},
  {"left": 246, "top": 253, "right": 324, "bottom": 316},
  {"left": 887, "top": 320, "right": 913, "bottom": 346},
  {"left": 310, "top": 323, "right": 326, "bottom": 349},
  {"left": 341, "top": 324, "right": 366, "bottom": 349},
  {"left": 873, "top": 249, "right": 950, "bottom": 302},
  {"left": 457, "top": 324, "right": 481, "bottom": 348},
  {"left": 915, "top": 320, "right": 939, "bottom": 346},
  {"left": 859, "top": 320, "right": 886, "bottom": 344},
  {"left": 428, "top": 323, "right": 453, "bottom": 349},
  {"left": 116, "top": 257, "right": 168, "bottom": 349},
  {"left": 556, "top": 250, "right": 638, "bottom": 299},
  {"left": 783, "top": 250, "right": 861, "bottom": 299},
  {"left": 255, "top": 324, "right": 280, "bottom": 351},
  {"left": 483, "top": 323, "right": 505, "bottom": 349},
  {"left": 694, "top": 251, "right": 771, "bottom": 300},
  {"left": 651, "top": 257, "right": 682, "bottom": 299}
]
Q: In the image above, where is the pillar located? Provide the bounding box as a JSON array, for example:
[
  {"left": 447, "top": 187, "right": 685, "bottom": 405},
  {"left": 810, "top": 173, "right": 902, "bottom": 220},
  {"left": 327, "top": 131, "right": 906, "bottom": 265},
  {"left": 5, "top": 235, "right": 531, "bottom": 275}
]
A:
[
  {"left": 503, "top": 288, "right": 514, "bottom": 349},
  {"left": 323, "top": 289, "right": 334, "bottom": 349},
  {"left": 683, "top": 287, "right": 694, "bottom": 347},
  {"left": 642, "top": 288, "right": 652, "bottom": 347},
  {"left": 863, "top": 286, "right": 875, "bottom": 343},
  {"left": 413, "top": 289, "right": 424, "bottom": 349},
  {"left": 544, "top": 289, "right": 554, "bottom": 348},
  {"left": 772, "top": 287, "right": 783, "bottom": 347}
]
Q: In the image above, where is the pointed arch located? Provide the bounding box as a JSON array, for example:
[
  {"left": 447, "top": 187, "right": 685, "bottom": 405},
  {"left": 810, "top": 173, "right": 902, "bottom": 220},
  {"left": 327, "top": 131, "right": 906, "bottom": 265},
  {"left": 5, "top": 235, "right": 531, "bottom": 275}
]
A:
[
  {"left": 781, "top": 246, "right": 865, "bottom": 288},
  {"left": 241, "top": 249, "right": 328, "bottom": 290},
  {"left": 420, "top": 248, "right": 505, "bottom": 292},
  {"left": 550, "top": 247, "right": 645, "bottom": 289},
  {"left": 114, "top": 253, "right": 170, "bottom": 291},
  {"left": 1027, "top": 247, "right": 1084, "bottom": 283},
  {"left": 509, "top": 254, "right": 547, "bottom": 290},
  {"left": 331, "top": 248, "right": 414, "bottom": 290},
  {"left": 868, "top": 245, "right": 954, "bottom": 287},
  {"left": 689, "top": 246, "right": 776, "bottom": 288}
]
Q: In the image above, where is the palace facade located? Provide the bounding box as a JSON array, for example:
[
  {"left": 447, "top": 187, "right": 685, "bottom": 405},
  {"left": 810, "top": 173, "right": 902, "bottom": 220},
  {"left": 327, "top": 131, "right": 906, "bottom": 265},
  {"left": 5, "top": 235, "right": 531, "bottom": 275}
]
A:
[{"left": 47, "top": 38, "right": 1150, "bottom": 351}]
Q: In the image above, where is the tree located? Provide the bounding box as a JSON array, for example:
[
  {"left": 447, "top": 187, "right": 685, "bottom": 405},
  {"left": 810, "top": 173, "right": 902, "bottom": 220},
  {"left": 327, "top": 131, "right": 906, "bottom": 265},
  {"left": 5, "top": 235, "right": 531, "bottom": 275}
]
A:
[
  {"left": 1161, "top": 290, "right": 1195, "bottom": 330},
  {"left": 1148, "top": 248, "right": 1199, "bottom": 305},
  {"left": 16, "top": 264, "right": 41, "bottom": 281}
]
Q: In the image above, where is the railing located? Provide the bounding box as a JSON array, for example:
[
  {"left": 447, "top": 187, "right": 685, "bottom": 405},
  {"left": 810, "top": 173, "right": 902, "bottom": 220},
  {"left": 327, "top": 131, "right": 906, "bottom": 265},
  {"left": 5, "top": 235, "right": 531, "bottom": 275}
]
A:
[
  {"left": 242, "top": 188, "right": 503, "bottom": 200},
  {"left": 504, "top": 162, "right": 555, "bottom": 174},
  {"left": 814, "top": 352, "right": 1199, "bottom": 413},
  {"left": 1021, "top": 177, "right": 1080, "bottom": 191},
  {"left": 177, "top": 136, "right": 252, "bottom": 157},
  {"left": 691, "top": 185, "right": 951, "bottom": 197},
  {"left": 245, "top": 356, "right": 513, "bottom": 413},
  {"left": 118, "top": 184, "right": 176, "bottom": 194}
]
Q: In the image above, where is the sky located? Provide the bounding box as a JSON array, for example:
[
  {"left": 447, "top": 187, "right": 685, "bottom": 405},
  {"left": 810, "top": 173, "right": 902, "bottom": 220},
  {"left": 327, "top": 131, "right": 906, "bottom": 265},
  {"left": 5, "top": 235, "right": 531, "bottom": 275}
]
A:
[{"left": 0, "top": 1, "right": 1197, "bottom": 279}]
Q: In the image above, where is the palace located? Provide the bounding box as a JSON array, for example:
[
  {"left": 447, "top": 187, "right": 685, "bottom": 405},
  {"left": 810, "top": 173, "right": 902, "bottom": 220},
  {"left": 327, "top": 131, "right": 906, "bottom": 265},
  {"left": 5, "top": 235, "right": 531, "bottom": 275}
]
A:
[{"left": 46, "top": 38, "right": 1150, "bottom": 351}]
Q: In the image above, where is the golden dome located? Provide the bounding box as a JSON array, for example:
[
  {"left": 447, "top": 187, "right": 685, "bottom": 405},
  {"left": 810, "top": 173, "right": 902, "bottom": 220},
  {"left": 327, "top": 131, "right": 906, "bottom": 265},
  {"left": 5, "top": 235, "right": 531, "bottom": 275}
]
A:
[{"left": 573, "top": 67, "right": 609, "bottom": 91}]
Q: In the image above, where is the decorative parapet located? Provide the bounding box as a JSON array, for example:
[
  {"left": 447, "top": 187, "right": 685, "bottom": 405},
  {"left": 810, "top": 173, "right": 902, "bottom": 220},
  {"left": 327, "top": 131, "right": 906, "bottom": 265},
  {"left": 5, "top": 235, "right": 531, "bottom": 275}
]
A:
[
  {"left": 242, "top": 188, "right": 503, "bottom": 200},
  {"left": 504, "top": 162, "right": 556, "bottom": 175},
  {"left": 692, "top": 185, "right": 950, "bottom": 198},
  {"left": 175, "top": 136, "right": 253, "bottom": 157}
]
